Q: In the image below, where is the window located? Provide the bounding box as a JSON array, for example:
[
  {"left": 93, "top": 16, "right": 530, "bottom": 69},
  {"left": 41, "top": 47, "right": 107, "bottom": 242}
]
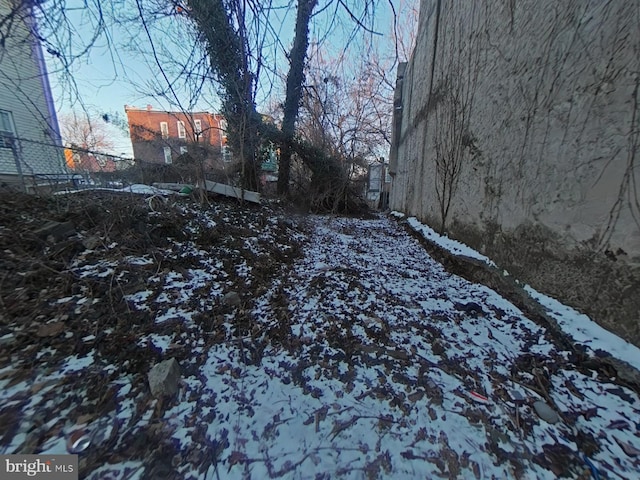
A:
[
  {"left": 193, "top": 119, "right": 202, "bottom": 142},
  {"left": 0, "top": 110, "right": 15, "bottom": 134},
  {"left": 0, "top": 110, "right": 15, "bottom": 148},
  {"left": 160, "top": 122, "right": 169, "bottom": 139},
  {"left": 163, "top": 147, "right": 172, "bottom": 164},
  {"left": 219, "top": 120, "right": 228, "bottom": 150},
  {"left": 221, "top": 145, "right": 231, "bottom": 163},
  {"left": 180, "top": 146, "right": 188, "bottom": 155},
  {"left": 177, "top": 121, "right": 186, "bottom": 139}
]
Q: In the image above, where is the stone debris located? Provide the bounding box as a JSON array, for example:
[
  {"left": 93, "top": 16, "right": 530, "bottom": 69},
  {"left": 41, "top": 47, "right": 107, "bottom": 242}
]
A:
[
  {"left": 222, "top": 291, "right": 241, "bottom": 307},
  {"left": 36, "top": 322, "right": 65, "bottom": 338},
  {"left": 532, "top": 400, "right": 560, "bottom": 424},
  {"left": 148, "top": 358, "right": 181, "bottom": 398}
]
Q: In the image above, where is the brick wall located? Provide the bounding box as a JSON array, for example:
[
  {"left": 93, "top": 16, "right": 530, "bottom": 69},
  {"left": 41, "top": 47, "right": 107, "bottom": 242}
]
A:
[{"left": 125, "top": 106, "right": 226, "bottom": 166}]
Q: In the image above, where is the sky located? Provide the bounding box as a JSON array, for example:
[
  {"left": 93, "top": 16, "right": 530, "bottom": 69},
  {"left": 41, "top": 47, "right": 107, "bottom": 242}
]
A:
[{"left": 44, "top": 0, "right": 419, "bottom": 158}]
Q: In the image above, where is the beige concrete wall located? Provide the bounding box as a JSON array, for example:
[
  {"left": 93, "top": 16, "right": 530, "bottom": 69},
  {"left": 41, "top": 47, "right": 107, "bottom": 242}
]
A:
[{"left": 391, "top": 0, "right": 640, "bottom": 345}]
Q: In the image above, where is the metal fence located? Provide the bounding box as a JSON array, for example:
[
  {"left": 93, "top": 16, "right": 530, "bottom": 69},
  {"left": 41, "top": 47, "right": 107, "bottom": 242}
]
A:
[
  {"left": 0, "top": 133, "right": 252, "bottom": 194},
  {"left": 0, "top": 134, "right": 134, "bottom": 193}
]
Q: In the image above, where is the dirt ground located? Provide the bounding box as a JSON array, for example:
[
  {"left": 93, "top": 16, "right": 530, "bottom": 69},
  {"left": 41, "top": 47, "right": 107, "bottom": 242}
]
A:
[{"left": 1, "top": 189, "right": 639, "bottom": 479}]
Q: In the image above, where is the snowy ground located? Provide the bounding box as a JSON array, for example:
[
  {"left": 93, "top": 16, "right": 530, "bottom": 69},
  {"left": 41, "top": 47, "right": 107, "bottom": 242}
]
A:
[{"left": 1, "top": 192, "right": 639, "bottom": 479}]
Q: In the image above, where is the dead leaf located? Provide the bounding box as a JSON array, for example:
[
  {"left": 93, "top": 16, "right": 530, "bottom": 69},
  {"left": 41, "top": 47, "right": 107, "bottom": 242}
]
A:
[
  {"left": 428, "top": 407, "right": 438, "bottom": 421},
  {"left": 408, "top": 390, "right": 425, "bottom": 402},
  {"left": 472, "top": 461, "right": 481, "bottom": 479},
  {"left": 401, "top": 450, "right": 418, "bottom": 460},
  {"left": 228, "top": 450, "right": 247, "bottom": 466},
  {"left": 76, "top": 414, "right": 95, "bottom": 425},
  {"left": 607, "top": 419, "right": 630, "bottom": 430},
  {"left": 37, "top": 322, "right": 64, "bottom": 337},
  {"left": 386, "top": 348, "right": 409, "bottom": 360},
  {"left": 614, "top": 436, "right": 640, "bottom": 457},
  {"left": 30, "top": 381, "right": 56, "bottom": 394}
]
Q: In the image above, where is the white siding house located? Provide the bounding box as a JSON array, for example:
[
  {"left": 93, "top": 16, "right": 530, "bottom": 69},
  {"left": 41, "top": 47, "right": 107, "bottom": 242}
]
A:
[{"left": 0, "top": 0, "right": 67, "bottom": 190}]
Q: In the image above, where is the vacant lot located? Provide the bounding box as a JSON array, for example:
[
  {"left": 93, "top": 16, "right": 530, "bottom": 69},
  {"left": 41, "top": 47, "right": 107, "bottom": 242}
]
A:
[{"left": 1, "top": 189, "right": 638, "bottom": 479}]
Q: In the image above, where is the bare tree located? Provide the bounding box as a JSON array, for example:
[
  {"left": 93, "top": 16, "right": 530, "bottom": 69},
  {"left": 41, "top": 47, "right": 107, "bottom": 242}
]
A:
[
  {"left": 59, "top": 112, "right": 114, "bottom": 152},
  {"left": 185, "top": 0, "right": 265, "bottom": 191},
  {"left": 58, "top": 111, "right": 119, "bottom": 173},
  {"left": 277, "top": 0, "right": 318, "bottom": 195},
  {"left": 4, "top": 0, "right": 415, "bottom": 201},
  {"left": 429, "top": 4, "right": 482, "bottom": 233}
]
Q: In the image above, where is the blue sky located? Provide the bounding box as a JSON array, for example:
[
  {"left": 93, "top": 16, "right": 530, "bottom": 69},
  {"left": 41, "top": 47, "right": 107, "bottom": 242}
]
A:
[{"left": 45, "top": 0, "right": 417, "bottom": 157}]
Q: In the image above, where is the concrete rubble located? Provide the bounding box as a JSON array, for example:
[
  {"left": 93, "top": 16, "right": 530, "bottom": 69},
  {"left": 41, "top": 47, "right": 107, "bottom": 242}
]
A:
[{"left": 147, "top": 358, "right": 181, "bottom": 398}]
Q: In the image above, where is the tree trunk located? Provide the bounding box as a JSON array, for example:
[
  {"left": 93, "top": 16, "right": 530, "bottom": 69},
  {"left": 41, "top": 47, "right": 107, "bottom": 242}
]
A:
[
  {"left": 277, "top": 0, "right": 318, "bottom": 196},
  {"left": 189, "top": 0, "right": 260, "bottom": 191}
]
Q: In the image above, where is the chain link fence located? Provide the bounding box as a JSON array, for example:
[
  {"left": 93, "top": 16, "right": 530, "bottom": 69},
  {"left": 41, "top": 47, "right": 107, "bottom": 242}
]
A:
[
  {"left": 0, "top": 133, "right": 255, "bottom": 194},
  {"left": 0, "top": 134, "right": 134, "bottom": 193}
]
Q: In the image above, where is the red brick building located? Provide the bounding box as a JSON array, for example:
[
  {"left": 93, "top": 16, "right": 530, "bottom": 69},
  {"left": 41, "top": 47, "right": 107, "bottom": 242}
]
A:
[
  {"left": 64, "top": 148, "right": 118, "bottom": 173},
  {"left": 124, "top": 105, "right": 231, "bottom": 168}
]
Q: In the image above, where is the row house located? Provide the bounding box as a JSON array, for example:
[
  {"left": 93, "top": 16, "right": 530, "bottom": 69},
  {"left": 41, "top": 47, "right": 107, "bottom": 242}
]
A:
[{"left": 124, "top": 105, "right": 231, "bottom": 168}]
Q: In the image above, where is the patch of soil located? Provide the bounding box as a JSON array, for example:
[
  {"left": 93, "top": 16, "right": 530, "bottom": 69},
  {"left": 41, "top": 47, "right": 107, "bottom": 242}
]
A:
[{"left": 0, "top": 189, "right": 309, "bottom": 474}]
